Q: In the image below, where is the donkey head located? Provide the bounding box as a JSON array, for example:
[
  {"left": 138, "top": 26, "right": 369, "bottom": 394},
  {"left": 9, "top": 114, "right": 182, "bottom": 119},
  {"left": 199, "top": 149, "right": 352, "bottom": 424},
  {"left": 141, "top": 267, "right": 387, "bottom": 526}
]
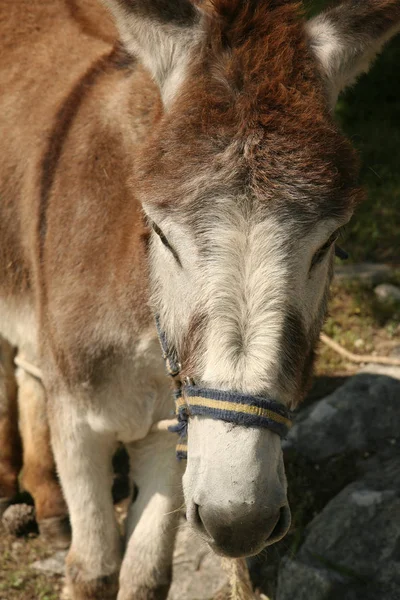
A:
[{"left": 104, "top": 0, "right": 400, "bottom": 557}]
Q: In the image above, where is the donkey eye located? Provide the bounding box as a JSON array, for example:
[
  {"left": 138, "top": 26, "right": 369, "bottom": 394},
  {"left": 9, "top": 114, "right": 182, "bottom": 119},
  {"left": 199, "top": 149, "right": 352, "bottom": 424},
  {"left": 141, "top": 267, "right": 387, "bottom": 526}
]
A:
[
  {"left": 310, "top": 229, "right": 340, "bottom": 270},
  {"left": 150, "top": 220, "right": 182, "bottom": 267}
]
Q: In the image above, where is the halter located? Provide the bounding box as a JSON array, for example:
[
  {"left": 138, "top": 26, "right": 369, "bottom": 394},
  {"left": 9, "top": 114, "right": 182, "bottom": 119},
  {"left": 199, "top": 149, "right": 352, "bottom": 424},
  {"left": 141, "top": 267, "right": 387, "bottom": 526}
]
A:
[{"left": 155, "top": 316, "right": 293, "bottom": 459}]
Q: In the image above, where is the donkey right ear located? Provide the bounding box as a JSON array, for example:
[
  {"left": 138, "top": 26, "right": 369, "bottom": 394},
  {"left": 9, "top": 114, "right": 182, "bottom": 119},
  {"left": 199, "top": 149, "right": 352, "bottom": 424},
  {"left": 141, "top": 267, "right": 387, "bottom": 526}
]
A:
[
  {"left": 307, "top": 0, "right": 400, "bottom": 108},
  {"left": 102, "top": 0, "right": 201, "bottom": 106}
]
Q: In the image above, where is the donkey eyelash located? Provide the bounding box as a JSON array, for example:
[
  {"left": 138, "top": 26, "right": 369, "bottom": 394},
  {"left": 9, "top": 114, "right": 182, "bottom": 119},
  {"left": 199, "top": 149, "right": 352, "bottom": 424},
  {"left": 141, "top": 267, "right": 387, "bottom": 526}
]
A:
[
  {"left": 310, "top": 229, "right": 341, "bottom": 270},
  {"left": 149, "top": 220, "right": 182, "bottom": 267}
]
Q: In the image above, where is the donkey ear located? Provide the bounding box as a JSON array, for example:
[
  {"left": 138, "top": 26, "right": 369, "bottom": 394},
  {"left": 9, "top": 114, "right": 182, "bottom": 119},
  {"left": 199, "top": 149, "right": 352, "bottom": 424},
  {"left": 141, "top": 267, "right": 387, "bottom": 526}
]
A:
[
  {"left": 306, "top": 0, "right": 400, "bottom": 107},
  {"left": 102, "top": 0, "right": 201, "bottom": 106}
]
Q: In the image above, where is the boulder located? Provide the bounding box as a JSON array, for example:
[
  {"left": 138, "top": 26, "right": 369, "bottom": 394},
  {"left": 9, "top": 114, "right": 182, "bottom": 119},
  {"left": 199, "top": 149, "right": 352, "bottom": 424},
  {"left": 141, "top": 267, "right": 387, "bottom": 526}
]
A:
[
  {"left": 283, "top": 373, "right": 400, "bottom": 462},
  {"left": 168, "top": 521, "right": 228, "bottom": 600},
  {"left": 276, "top": 457, "right": 400, "bottom": 600}
]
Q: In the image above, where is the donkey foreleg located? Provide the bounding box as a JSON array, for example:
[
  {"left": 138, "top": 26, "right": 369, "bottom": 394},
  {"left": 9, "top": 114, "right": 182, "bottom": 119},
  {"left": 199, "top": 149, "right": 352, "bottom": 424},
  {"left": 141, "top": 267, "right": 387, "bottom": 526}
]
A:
[
  {"left": 50, "top": 399, "right": 122, "bottom": 600},
  {"left": 16, "top": 367, "right": 70, "bottom": 547},
  {"left": 118, "top": 433, "right": 184, "bottom": 600},
  {"left": 0, "top": 337, "right": 21, "bottom": 514}
]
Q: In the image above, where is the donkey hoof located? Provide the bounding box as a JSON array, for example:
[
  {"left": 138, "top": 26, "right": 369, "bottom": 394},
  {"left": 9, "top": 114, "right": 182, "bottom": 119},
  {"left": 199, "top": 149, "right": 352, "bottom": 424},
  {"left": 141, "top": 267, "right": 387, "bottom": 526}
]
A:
[
  {"left": 39, "top": 515, "right": 71, "bottom": 549},
  {"left": 65, "top": 571, "right": 119, "bottom": 600},
  {"left": 118, "top": 582, "right": 171, "bottom": 600}
]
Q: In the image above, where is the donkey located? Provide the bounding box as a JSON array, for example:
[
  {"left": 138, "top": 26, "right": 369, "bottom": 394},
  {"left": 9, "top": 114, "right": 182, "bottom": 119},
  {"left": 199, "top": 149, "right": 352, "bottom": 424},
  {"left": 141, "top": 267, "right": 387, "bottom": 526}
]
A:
[
  {"left": 1, "top": 0, "right": 399, "bottom": 598},
  {"left": 0, "top": 335, "right": 70, "bottom": 543}
]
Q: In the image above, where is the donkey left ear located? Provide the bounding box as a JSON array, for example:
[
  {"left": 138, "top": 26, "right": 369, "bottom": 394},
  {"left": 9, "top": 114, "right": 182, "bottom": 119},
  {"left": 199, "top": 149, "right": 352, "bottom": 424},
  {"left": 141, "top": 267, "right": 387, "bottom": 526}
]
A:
[{"left": 306, "top": 0, "right": 400, "bottom": 107}]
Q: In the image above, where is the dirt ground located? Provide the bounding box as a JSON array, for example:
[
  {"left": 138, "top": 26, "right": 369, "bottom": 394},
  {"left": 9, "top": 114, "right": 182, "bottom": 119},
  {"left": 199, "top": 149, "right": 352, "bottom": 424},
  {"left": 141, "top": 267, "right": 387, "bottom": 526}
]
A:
[{"left": 0, "top": 527, "right": 63, "bottom": 600}]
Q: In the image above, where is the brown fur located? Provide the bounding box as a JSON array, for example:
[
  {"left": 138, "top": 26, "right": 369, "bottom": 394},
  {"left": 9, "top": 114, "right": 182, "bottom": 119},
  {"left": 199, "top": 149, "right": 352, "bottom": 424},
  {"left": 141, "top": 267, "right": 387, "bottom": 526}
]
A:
[
  {"left": 17, "top": 371, "right": 68, "bottom": 522},
  {"left": 136, "top": 0, "right": 361, "bottom": 222},
  {"left": 0, "top": 340, "right": 21, "bottom": 502}
]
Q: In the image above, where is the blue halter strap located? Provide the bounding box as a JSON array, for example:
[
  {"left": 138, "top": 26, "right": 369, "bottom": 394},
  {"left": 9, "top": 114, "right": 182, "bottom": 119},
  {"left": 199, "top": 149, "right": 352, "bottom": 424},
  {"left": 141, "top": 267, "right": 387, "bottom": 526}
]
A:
[{"left": 155, "top": 316, "right": 293, "bottom": 459}]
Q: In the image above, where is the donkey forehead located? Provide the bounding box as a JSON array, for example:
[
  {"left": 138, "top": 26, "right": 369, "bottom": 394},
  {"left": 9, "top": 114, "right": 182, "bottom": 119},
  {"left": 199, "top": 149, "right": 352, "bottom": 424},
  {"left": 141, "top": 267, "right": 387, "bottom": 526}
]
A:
[{"left": 141, "top": 112, "right": 361, "bottom": 218}]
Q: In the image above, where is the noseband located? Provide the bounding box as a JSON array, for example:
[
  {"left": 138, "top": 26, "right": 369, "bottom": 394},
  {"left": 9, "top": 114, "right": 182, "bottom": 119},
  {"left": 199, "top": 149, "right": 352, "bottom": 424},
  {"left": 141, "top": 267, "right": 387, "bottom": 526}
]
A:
[{"left": 156, "top": 317, "right": 292, "bottom": 459}]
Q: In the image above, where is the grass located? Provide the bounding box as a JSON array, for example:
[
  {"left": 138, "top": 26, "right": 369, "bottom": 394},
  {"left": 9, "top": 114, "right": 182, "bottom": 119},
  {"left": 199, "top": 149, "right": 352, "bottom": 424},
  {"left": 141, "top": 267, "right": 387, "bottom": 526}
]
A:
[
  {"left": 305, "top": 1, "right": 400, "bottom": 264},
  {"left": 316, "top": 276, "right": 400, "bottom": 375},
  {"left": 337, "top": 38, "right": 400, "bottom": 263}
]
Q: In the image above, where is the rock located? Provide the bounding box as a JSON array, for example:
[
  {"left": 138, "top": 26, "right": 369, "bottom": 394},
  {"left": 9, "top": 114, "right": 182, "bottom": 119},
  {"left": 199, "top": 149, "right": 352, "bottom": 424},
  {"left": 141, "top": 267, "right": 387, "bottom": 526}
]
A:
[
  {"left": 2, "top": 503, "right": 37, "bottom": 537},
  {"left": 284, "top": 373, "right": 400, "bottom": 461},
  {"left": 374, "top": 283, "right": 400, "bottom": 303},
  {"left": 276, "top": 457, "right": 400, "bottom": 600},
  {"left": 168, "top": 520, "right": 228, "bottom": 600},
  {"left": 359, "top": 363, "right": 400, "bottom": 380},
  {"left": 31, "top": 550, "right": 67, "bottom": 575},
  {"left": 334, "top": 262, "right": 392, "bottom": 285},
  {"left": 276, "top": 558, "right": 345, "bottom": 600}
]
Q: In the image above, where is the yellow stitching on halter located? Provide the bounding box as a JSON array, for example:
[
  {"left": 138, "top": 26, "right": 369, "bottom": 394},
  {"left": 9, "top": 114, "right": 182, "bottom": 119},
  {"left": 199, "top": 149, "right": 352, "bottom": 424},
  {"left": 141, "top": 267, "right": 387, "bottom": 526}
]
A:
[
  {"left": 176, "top": 443, "right": 188, "bottom": 453},
  {"left": 187, "top": 396, "right": 292, "bottom": 427},
  {"left": 175, "top": 395, "right": 187, "bottom": 412}
]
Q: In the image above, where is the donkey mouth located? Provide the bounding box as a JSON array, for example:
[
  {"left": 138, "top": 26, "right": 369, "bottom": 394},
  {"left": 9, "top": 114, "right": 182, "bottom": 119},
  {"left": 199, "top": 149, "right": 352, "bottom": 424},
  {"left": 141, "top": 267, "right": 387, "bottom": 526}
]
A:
[{"left": 190, "top": 503, "right": 291, "bottom": 559}]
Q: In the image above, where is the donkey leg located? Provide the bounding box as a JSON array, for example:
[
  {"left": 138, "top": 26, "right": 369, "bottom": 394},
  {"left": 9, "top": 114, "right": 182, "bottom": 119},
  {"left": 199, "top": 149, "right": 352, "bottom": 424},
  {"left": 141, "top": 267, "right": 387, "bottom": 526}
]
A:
[
  {"left": 118, "top": 433, "right": 183, "bottom": 600},
  {"left": 16, "top": 366, "right": 70, "bottom": 547},
  {"left": 0, "top": 338, "right": 22, "bottom": 515},
  {"left": 50, "top": 399, "right": 122, "bottom": 600}
]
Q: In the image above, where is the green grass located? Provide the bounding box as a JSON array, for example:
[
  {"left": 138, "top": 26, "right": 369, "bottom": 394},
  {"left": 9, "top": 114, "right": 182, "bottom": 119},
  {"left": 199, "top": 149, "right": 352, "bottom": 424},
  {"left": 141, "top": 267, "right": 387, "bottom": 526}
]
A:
[
  {"left": 305, "top": 1, "right": 400, "bottom": 264},
  {"left": 337, "top": 38, "right": 400, "bottom": 263}
]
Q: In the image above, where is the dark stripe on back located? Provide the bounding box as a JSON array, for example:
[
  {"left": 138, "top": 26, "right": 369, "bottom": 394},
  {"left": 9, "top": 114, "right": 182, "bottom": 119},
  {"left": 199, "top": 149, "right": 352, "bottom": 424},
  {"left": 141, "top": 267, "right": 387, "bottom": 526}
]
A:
[
  {"left": 38, "top": 44, "right": 131, "bottom": 263},
  {"left": 37, "top": 44, "right": 133, "bottom": 378}
]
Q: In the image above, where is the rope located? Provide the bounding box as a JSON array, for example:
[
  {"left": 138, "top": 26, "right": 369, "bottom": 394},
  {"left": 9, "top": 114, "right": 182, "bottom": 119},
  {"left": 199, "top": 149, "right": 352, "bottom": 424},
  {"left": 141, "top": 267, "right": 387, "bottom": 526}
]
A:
[
  {"left": 213, "top": 558, "right": 269, "bottom": 600},
  {"left": 14, "top": 355, "right": 43, "bottom": 380}
]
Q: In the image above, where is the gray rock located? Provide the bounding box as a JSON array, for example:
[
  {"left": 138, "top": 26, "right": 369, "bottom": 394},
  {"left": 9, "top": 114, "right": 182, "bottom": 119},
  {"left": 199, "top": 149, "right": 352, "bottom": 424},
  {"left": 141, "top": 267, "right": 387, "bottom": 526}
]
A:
[
  {"left": 374, "top": 283, "right": 400, "bottom": 303},
  {"left": 276, "top": 458, "right": 400, "bottom": 600},
  {"left": 2, "top": 503, "right": 37, "bottom": 537},
  {"left": 276, "top": 558, "right": 345, "bottom": 600},
  {"left": 168, "top": 521, "right": 228, "bottom": 600},
  {"left": 358, "top": 363, "right": 400, "bottom": 380},
  {"left": 31, "top": 550, "right": 67, "bottom": 575},
  {"left": 285, "top": 373, "right": 400, "bottom": 461},
  {"left": 334, "top": 263, "right": 392, "bottom": 285}
]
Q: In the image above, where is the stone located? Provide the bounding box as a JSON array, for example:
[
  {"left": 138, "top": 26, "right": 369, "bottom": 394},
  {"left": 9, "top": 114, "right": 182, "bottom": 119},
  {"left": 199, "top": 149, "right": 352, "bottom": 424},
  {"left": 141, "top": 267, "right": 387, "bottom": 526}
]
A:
[
  {"left": 359, "top": 363, "right": 400, "bottom": 380},
  {"left": 168, "top": 521, "right": 228, "bottom": 600},
  {"left": 334, "top": 262, "right": 392, "bottom": 285},
  {"left": 31, "top": 550, "right": 67, "bottom": 575},
  {"left": 284, "top": 373, "right": 400, "bottom": 461},
  {"left": 276, "top": 558, "right": 345, "bottom": 600},
  {"left": 1, "top": 503, "right": 37, "bottom": 537},
  {"left": 374, "top": 283, "right": 400, "bottom": 303},
  {"left": 276, "top": 457, "right": 400, "bottom": 600}
]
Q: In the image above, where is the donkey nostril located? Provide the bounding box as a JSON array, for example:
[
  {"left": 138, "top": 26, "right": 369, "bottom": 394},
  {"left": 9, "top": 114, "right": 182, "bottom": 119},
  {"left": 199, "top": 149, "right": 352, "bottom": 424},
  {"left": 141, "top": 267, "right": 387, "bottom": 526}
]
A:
[
  {"left": 194, "top": 503, "right": 215, "bottom": 541},
  {"left": 194, "top": 503, "right": 207, "bottom": 533},
  {"left": 266, "top": 505, "right": 291, "bottom": 545}
]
